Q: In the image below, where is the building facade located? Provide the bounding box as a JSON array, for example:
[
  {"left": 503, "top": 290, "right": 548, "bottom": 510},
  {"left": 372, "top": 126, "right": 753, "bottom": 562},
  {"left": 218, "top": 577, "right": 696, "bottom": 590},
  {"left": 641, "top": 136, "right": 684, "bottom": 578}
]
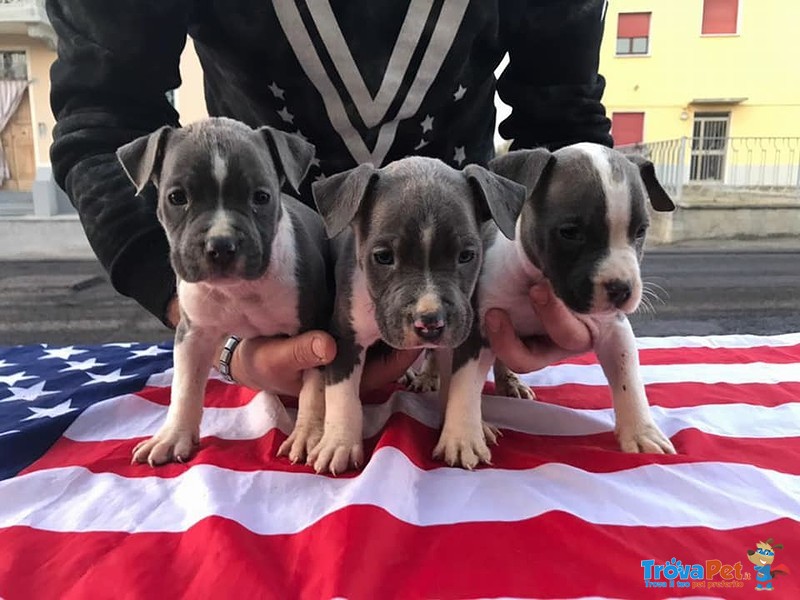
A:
[
  {"left": 0, "top": 2, "right": 207, "bottom": 218},
  {"left": 600, "top": 0, "right": 800, "bottom": 188}
]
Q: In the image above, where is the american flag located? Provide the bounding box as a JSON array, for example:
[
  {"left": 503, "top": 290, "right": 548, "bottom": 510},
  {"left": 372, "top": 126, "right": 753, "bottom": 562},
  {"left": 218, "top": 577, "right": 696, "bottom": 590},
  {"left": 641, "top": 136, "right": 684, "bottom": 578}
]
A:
[{"left": 1, "top": 334, "right": 799, "bottom": 599}]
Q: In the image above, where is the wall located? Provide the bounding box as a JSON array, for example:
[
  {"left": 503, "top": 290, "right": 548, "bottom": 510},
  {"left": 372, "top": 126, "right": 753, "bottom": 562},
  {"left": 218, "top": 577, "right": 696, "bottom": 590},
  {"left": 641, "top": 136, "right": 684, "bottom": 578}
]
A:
[{"left": 176, "top": 38, "right": 208, "bottom": 124}]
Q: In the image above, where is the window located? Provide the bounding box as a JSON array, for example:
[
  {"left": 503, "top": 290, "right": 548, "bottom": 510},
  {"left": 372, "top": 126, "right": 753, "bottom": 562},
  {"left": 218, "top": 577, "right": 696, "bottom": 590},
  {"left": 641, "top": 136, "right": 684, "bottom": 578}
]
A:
[
  {"left": 702, "top": 0, "right": 739, "bottom": 35},
  {"left": 690, "top": 112, "right": 730, "bottom": 181},
  {"left": 616, "top": 13, "right": 651, "bottom": 55},
  {"left": 0, "top": 52, "right": 27, "bottom": 80},
  {"left": 611, "top": 112, "right": 645, "bottom": 147}
]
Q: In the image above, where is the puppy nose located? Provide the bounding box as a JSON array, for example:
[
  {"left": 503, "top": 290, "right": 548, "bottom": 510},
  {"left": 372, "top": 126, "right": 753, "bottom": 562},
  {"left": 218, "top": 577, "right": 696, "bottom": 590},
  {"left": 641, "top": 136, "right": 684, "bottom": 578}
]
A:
[
  {"left": 413, "top": 311, "right": 446, "bottom": 342},
  {"left": 205, "top": 236, "right": 238, "bottom": 266},
  {"left": 605, "top": 279, "right": 632, "bottom": 308}
]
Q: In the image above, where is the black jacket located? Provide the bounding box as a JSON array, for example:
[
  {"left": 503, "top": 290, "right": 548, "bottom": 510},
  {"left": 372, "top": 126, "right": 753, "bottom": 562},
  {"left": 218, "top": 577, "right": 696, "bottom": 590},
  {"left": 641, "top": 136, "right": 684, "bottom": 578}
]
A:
[{"left": 47, "top": 0, "right": 613, "bottom": 325}]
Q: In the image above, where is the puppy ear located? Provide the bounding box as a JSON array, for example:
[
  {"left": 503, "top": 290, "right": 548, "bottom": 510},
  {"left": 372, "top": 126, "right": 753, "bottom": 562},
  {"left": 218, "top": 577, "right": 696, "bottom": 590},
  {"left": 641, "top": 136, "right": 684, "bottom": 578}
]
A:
[
  {"left": 463, "top": 164, "right": 528, "bottom": 240},
  {"left": 488, "top": 147, "right": 555, "bottom": 202},
  {"left": 116, "top": 126, "right": 173, "bottom": 195},
  {"left": 626, "top": 154, "right": 676, "bottom": 212},
  {"left": 311, "top": 163, "right": 379, "bottom": 238},
  {"left": 258, "top": 126, "right": 316, "bottom": 194}
]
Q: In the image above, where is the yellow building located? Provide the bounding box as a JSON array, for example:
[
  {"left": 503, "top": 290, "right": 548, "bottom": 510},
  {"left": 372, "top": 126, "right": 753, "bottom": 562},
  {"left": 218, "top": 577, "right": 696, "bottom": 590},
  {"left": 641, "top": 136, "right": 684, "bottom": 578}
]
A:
[
  {"left": 600, "top": 0, "right": 800, "bottom": 186},
  {"left": 0, "top": 2, "right": 206, "bottom": 217}
]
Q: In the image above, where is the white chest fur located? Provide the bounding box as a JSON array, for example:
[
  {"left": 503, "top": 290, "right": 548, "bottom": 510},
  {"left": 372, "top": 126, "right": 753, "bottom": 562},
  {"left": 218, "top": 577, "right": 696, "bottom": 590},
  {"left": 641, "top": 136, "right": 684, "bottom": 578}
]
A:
[
  {"left": 349, "top": 268, "right": 381, "bottom": 347},
  {"left": 478, "top": 235, "right": 547, "bottom": 337},
  {"left": 178, "top": 213, "right": 301, "bottom": 338}
]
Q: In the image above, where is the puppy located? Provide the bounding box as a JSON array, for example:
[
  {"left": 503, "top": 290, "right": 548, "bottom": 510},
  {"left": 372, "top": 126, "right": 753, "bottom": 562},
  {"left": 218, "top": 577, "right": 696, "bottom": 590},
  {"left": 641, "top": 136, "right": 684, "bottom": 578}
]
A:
[
  {"left": 308, "top": 157, "right": 527, "bottom": 475},
  {"left": 440, "top": 143, "right": 677, "bottom": 469},
  {"left": 116, "top": 117, "right": 331, "bottom": 466}
]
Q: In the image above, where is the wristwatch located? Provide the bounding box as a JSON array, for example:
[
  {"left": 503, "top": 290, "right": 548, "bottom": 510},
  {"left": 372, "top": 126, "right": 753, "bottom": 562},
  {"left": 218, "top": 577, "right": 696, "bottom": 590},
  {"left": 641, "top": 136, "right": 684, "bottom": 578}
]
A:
[{"left": 218, "top": 335, "right": 242, "bottom": 383}]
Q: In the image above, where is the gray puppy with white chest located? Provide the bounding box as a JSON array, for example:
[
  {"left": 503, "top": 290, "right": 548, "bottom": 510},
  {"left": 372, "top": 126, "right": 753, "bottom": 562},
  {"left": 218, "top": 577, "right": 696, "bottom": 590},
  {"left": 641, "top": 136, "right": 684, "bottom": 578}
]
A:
[
  {"left": 308, "top": 157, "right": 527, "bottom": 475},
  {"left": 116, "top": 117, "right": 331, "bottom": 466},
  {"left": 441, "top": 142, "right": 678, "bottom": 469}
]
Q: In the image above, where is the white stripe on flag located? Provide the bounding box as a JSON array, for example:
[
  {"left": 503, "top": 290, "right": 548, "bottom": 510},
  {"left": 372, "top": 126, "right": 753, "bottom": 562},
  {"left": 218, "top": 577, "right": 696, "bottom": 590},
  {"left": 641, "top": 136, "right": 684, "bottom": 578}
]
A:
[
  {"left": 514, "top": 361, "right": 800, "bottom": 387},
  {"left": 2, "top": 450, "right": 798, "bottom": 534},
  {"left": 634, "top": 332, "right": 800, "bottom": 349},
  {"left": 64, "top": 389, "right": 800, "bottom": 443}
]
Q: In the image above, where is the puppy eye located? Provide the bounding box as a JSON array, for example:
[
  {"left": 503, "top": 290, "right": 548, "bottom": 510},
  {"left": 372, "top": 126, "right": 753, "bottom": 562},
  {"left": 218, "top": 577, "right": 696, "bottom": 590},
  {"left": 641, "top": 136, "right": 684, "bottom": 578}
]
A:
[
  {"left": 253, "top": 191, "right": 271, "bottom": 205},
  {"left": 635, "top": 225, "right": 648, "bottom": 239},
  {"left": 167, "top": 190, "right": 188, "bottom": 206},
  {"left": 372, "top": 248, "right": 394, "bottom": 266},
  {"left": 558, "top": 224, "right": 584, "bottom": 242},
  {"left": 458, "top": 249, "right": 476, "bottom": 264}
]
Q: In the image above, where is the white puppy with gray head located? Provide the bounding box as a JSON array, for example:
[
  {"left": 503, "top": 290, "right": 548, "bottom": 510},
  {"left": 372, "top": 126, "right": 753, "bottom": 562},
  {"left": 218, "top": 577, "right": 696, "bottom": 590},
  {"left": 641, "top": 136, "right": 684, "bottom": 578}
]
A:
[
  {"left": 439, "top": 142, "right": 677, "bottom": 469},
  {"left": 116, "top": 117, "right": 331, "bottom": 466}
]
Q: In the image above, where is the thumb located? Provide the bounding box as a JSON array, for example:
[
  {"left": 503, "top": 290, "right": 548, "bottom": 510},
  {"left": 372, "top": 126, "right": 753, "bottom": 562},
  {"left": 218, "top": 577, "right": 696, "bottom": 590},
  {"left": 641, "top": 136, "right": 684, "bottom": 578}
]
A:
[{"left": 276, "top": 330, "right": 337, "bottom": 370}]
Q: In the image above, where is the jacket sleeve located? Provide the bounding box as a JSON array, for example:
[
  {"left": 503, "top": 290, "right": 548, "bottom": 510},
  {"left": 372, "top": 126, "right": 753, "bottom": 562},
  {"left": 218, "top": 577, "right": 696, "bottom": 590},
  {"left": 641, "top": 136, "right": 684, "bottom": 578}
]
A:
[
  {"left": 497, "top": 0, "right": 613, "bottom": 151},
  {"left": 47, "top": 0, "right": 189, "bottom": 325}
]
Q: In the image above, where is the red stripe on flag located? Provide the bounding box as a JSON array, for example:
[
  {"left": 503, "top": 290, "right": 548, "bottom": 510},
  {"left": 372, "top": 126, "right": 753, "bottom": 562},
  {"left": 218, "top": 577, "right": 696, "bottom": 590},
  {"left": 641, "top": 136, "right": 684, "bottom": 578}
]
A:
[
  {"left": 559, "top": 344, "right": 800, "bottom": 366},
  {"left": 532, "top": 382, "right": 800, "bottom": 410},
  {"left": 1, "top": 512, "right": 797, "bottom": 599}
]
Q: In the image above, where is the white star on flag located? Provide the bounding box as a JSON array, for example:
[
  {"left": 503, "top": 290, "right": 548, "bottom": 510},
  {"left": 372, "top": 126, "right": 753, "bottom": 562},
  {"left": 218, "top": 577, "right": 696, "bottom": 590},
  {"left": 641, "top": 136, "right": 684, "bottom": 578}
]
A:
[
  {"left": 421, "top": 115, "right": 434, "bottom": 133},
  {"left": 39, "top": 346, "right": 87, "bottom": 361},
  {"left": 454, "top": 146, "right": 466, "bottom": 166},
  {"left": 105, "top": 343, "right": 136, "bottom": 348},
  {"left": 453, "top": 84, "right": 467, "bottom": 101},
  {"left": 0, "top": 359, "right": 18, "bottom": 369},
  {"left": 22, "top": 399, "right": 78, "bottom": 421},
  {"left": 0, "top": 381, "right": 58, "bottom": 403},
  {"left": 414, "top": 139, "right": 428, "bottom": 151},
  {"left": 311, "top": 157, "right": 321, "bottom": 168},
  {"left": 268, "top": 82, "right": 285, "bottom": 100},
  {"left": 0, "top": 371, "right": 36, "bottom": 386},
  {"left": 83, "top": 369, "right": 136, "bottom": 386},
  {"left": 129, "top": 346, "right": 171, "bottom": 359},
  {"left": 278, "top": 108, "right": 294, "bottom": 124},
  {"left": 59, "top": 358, "right": 108, "bottom": 372}
]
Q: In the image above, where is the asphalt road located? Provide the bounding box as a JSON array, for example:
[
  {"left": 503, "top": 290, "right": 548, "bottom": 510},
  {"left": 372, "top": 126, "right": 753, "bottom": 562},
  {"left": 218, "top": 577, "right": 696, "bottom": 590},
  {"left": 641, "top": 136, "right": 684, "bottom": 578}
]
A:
[{"left": 1, "top": 249, "right": 798, "bottom": 346}]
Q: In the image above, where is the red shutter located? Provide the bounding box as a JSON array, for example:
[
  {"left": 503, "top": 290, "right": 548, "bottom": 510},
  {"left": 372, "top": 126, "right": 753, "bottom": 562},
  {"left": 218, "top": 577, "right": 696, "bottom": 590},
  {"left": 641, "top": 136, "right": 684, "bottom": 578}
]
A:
[
  {"left": 611, "top": 113, "right": 645, "bottom": 147},
  {"left": 702, "top": 0, "right": 739, "bottom": 34},
  {"left": 617, "top": 13, "right": 651, "bottom": 38}
]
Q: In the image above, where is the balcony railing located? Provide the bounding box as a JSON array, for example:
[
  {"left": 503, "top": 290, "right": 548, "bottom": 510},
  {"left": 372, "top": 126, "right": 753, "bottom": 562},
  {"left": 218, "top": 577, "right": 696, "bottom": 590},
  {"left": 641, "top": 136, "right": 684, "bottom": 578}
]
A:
[{"left": 618, "top": 137, "right": 800, "bottom": 202}]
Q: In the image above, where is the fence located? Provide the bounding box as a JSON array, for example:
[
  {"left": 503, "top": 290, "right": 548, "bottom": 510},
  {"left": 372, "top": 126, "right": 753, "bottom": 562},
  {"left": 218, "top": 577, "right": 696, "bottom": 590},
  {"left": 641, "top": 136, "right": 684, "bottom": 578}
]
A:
[{"left": 617, "top": 137, "right": 800, "bottom": 202}]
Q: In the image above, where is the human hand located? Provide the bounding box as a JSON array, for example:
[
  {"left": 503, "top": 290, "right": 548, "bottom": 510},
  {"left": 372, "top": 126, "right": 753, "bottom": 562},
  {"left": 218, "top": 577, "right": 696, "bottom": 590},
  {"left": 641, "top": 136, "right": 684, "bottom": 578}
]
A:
[
  {"left": 229, "top": 334, "right": 420, "bottom": 396},
  {"left": 484, "top": 280, "right": 593, "bottom": 374},
  {"left": 165, "top": 298, "right": 427, "bottom": 395}
]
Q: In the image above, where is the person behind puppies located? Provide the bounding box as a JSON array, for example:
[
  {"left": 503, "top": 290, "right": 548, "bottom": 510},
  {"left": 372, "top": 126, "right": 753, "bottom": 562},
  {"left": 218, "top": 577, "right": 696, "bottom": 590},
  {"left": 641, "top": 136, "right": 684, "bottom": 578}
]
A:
[{"left": 48, "top": 0, "right": 614, "bottom": 396}]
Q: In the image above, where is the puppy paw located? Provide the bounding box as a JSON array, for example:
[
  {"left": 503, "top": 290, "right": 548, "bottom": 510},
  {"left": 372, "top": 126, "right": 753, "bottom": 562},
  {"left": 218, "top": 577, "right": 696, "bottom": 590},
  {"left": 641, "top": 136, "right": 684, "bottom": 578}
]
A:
[
  {"left": 277, "top": 419, "right": 324, "bottom": 464},
  {"left": 494, "top": 372, "right": 536, "bottom": 400},
  {"left": 407, "top": 370, "right": 440, "bottom": 393},
  {"left": 433, "top": 422, "right": 493, "bottom": 470},
  {"left": 307, "top": 429, "right": 364, "bottom": 475},
  {"left": 616, "top": 420, "right": 675, "bottom": 454},
  {"left": 482, "top": 421, "right": 503, "bottom": 446},
  {"left": 398, "top": 368, "right": 417, "bottom": 388},
  {"left": 132, "top": 426, "right": 199, "bottom": 466}
]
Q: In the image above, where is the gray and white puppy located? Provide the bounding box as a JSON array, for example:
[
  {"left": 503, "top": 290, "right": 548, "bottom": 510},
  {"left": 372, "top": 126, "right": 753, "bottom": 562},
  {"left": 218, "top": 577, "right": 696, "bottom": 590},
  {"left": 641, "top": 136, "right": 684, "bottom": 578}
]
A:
[
  {"left": 116, "top": 117, "right": 331, "bottom": 466},
  {"left": 308, "top": 157, "right": 527, "bottom": 475},
  {"left": 441, "top": 142, "right": 678, "bottom": 469}
]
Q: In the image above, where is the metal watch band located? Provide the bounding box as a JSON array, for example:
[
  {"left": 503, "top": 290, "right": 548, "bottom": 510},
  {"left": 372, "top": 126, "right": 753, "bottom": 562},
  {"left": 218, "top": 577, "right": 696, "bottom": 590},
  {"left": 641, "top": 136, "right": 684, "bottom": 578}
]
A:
[{"left": 218, "top": 335, "right": 242, "bottom": 383}]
